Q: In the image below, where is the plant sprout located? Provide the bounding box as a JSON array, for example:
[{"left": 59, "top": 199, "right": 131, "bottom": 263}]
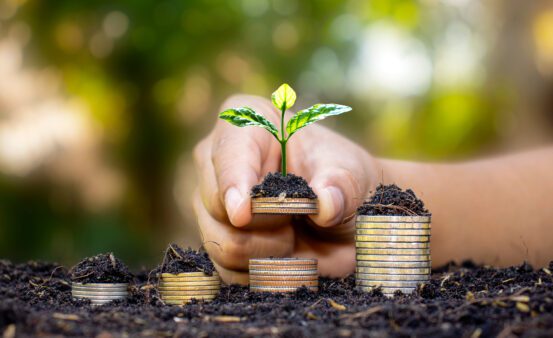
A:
[{"left": 219, "top": 84, "right": 351, "bottom": 177}]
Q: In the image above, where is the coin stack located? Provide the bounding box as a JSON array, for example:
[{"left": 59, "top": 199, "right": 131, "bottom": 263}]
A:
[
  {"left": 71, "top": 283, "right": 129, "bottom": 305},
  {"left": 249, "top": 258, "right": 318, "bottom": 293},
  {"left": 251, "top": 197, "right": 318, "bottom": 214},
  {"left": 158, "top": 272, "right": 221, "bottom": 305},
  {"left": 355, "top": 215, "right": 431, "bottom": 297}
]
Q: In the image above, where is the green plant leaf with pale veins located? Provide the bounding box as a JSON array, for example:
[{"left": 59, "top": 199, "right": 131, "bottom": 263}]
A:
[
  {"left": 219, "top": 107, "right": 279, "bottom": 139},
  {"left": 286, "top": 104, "right": 352, "bottom": 137},
  {"left": 271, "top": 83, "right": 296, "bottom": 111}
]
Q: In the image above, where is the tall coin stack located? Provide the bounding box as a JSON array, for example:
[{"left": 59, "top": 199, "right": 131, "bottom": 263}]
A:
[
  {"left": 252, "top": 197, "right": 318, "bottom": 214},
  {"left": 249, "top": 258, "right": 318, "bottom": 293},
  {"left": 158, "top": 272, "right": 221, "bottom": 305},
  {"left": 72, "top": 283, "right": 129, "bottom": 305},
  {"left": 355, "top": 215, "right": 431, "bottom": 297}
]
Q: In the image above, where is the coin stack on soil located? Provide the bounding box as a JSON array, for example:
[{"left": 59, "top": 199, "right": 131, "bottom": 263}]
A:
[
  {"left": 71, "top": 283, "right": 129, "bottom": 305},
  {"left": 251, "top": 197, "right": 318, "bottom": 214},
  {"left": 249, "top": 258, "right": 318, "bottom": 292},
  {"left": 158, "top": 272, "right": 221, "bottom": 305},
  {"left": 355, "top": 215, "right": 431, "bottom": 297}
]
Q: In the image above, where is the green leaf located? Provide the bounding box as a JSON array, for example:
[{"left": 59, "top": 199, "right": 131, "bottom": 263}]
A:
[
  {"left": 271, "top": 83, "right": 297, "bottom": 111},
  {"left": 286, "top": 104, "right": 351, "bottom": 137},
  {"left": 219, "top": 107, "right": 279, "bottom": 139}
]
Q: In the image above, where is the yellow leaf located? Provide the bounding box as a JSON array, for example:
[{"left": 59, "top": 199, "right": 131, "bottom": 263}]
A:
[
  {"left": 271, "top": 83, "right": 296, "bottom": 111},
  {"left": 516, "top": 302, "right": 530, "bottom": 313},
  {"left": 328, "top": 299, "right": 346, "bottom": 311}
]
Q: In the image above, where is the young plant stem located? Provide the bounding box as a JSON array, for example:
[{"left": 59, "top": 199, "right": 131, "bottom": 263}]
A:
[{"left": 280, "top": 106, "right": 287, "bottom": 176}]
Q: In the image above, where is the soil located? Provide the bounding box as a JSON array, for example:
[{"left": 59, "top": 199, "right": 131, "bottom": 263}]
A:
[
  {"left": 2, "top": 258, "right": 553, "bottom": 337},
  {"left": 151, "top": 244, "right": 215, "bottom": 276},
  {"left": 251, "top": 172, "right": 317, "bottom": 199},
  {"left": 357, "top": 184, "right": 430, "bottom": 216},
  {"left": 69, "top": 253, "right": 132, "bottom": 283}
]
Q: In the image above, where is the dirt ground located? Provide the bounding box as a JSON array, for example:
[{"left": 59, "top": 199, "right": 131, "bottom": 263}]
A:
[{"left": 1, "top": 259, "right": 552, "bottom": 337}]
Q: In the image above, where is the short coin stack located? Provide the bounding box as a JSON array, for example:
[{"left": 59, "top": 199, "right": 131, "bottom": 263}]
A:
[
  {"left": 355, "top": 215, "right": 431, "bottom": 297},
  {"left": 251, "top": 197, "right": 318, "bottom": 214},
  {"left": 71, "top": 283, "right": 129, "bottom": 305},
  {"left": 158, "top": 272, "right": 221, "bottom": 305},
  {"left": 249, "top": 258, "right": 318, "bottom": 293}
]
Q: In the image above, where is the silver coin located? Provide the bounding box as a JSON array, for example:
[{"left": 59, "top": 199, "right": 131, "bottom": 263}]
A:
[
  {"left": 248, "top": 269, "right": 318, "bottom": 276},
  {"left": 355, "top": 272, "right": 429, "bottom": 281},
  {"left": 356, "top": 260, "right": 431, "bottom": 268},
  {"left": 72, "top": 291, "right": 129, "bottom": 297}
]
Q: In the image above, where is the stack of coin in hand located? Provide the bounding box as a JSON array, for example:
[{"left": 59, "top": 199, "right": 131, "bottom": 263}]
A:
[
  {"left": 72, "top": 282, "right": 129, "bottom": 305},
  {"left": 249, "top": 258, "right": 318, "bottom": 293},
  {"left": 158, "top": 272, "right": 221, "bottom": 305},
  {"left": 355, "top": 215, "right": 431, "bottom": 297},
  {"left": 251, "top": 197, "right": 318, "bottom": 215}
]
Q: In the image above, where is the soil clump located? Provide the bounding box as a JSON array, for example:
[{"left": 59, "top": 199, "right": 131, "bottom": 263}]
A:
[
  {"left": 357, "top": 184, "right": 430, "bottom": 216},
  {"left": 251, "top": 172, "right": 317, "bottom": 199},
  {"left": 152, "top": 244, "right": 215, "bottom": 275},
  {"left": 69, "top": 253, "right": 132, "bottom": 284}
]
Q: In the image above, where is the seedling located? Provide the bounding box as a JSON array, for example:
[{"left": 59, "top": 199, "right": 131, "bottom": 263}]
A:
[{"left": 219, "top": 83, "right": 351, "bottom": 176}]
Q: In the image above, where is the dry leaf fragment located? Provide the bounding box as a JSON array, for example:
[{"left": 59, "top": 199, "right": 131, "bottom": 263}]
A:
[
  {"left": 52, "top": 313, "right": 81, "bottom": 321},
  {"left": 278, "top": 192, "right": 287, "bottom": 201},
  {"left": 3, "top": 324, "right": 15, "bottom": 338},
  {"left": 306, "top": 312, "right": 318, "bottom": 320},
  {"left": 516, "top": 302, "right": 530, "bottom": 312},
  {"left": 213, "top": 316, "right": 241, "bottom": 323},
  {"left": 466, "top": 291, "right": 475, "bottom": 301},
  {"left": 543, "top": 268, "right": 551, "bottom": 275},
  {"left": 510, "top": 295, "right": 530, "bottom": 302},
  {"left": 328, "top": 299, "right": 346, "bottom": 311},
  {"left": 470, "top": 328, "right": 482, "bottom": 338}
]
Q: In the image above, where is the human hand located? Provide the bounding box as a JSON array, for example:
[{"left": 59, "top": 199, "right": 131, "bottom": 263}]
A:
[{"left": 192, "top": 94, "right": 382, "bottom": 284}]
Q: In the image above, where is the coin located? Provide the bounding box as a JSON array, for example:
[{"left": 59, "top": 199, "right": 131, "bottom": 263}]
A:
[
  {"left": 158, "top": 285, "right": 221, "bottom": 291},
  {"left": 248, "top": 269, "right": 318, "bottom": 276},
  {"left": 160, "top": 276, "right": 220, "bottom": 282},
  {"left": 159, "top": 289, "right": 219, "bottom": 296},
  {"left": 72, "top": 283, "right": 129, "bottom": 289},
  {"left": 356, "top": 241, "right": 430, "bottom": 249},
  {"left": 249, "top": 264, "right": 317, "bottom": 271},
  {"left": 356, "top": 254, "right": 430, "bottom": 261},
  {"left": 249, "top": 280, "right": 318, "bottom": 287},
  {"left": 250, "top": 258, "right": 317, "bottom": 265},
  {"left": 357, "top": 285, "right": 416, "bottom": 295},
  {"left": 355, "top": 215, "right": 431, "bottom": 223},
  {"left": 249, "top": 275, "right": 318, "bottom": 282},
  {"left": 356, "top": 260, "right": 431, "bottom": 268},
  {"left": 159, "top": 281, "right": 221, "bottom": 287},
  {"left": 252, "top": 197, "right": 319, "bottom": 215},
  {"left": 249, "top": 286, "right": 318, "bottom": 292},
  {"left": 72, "top": 291, "right": 129, "bottom": 297},
  {"left": 356, "top": 229, "right": 431, "bottom": 236},
  {"left": 355, "top": 273, "right": 429, "bottom": 281},
  {"left": 355, "top": 267, "right": 431, "bottom": 274},
  {"left": 356, "top": 247, "right": 430, "bottom": 255},
  {"left": 161, "top": 272, "right": 218, "bottom": 278},
  {"left": 355, "top": 222, "right": 431, "bottom": 230},
  {"left": 71, "top": 286, "right": 129, "bottom": 293},
  {"left": 72, "top": 294, "right": 128, "bottom": 300},
  {"left": 162, "top": 299, "right": 211, "bottom": 305},
  {"left": 355, "top": 235, "right": 430, "bottom": 242},
  {"left": 161, "top": 295, "right": 217, "bottom": 300},
  {"left": 355, "top": 279, "right": 425, "bottom": 287}
]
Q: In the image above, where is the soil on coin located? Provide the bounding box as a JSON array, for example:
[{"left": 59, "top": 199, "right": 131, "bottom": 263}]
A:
[
  {"left": 69, "top": 252, "right": 133, "bottom": 283},
  {"left": 2, "top": 258, "right": 553, "bottom": 337},
  {"left": 358, "top": 184, "right": 430, "bottom": 216},
  {"left": 251, "top": 172, "right": 317, "bottom": 199},
  {"left": 152, "top": 243, "right": 215, "bottom": 276}
]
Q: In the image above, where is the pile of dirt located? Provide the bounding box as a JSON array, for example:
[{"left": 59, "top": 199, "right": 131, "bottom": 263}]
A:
[
  {"left": 251, "top": 172, "right": 317, "bottom": 199},
  {"left": 152, "top": 244, "right": 215, "bottom": 275},
  {"left": 1, "top": 258, "right": 553, "bottom": 337},
  {"left": 357, "top": 184, "right": 430, "bottom": 216},
  {"left": 69, "top": 253, "right": 133, "bottom": 283}
]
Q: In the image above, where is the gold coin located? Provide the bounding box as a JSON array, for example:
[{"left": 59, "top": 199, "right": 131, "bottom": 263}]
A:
[
  {"left": 355, "top": 215, "right": 431, "bottom": 223},
  {"left": 249, "top": 275, "right": 318, "bottom": 281},
  {"left": 161, "top": 272, "right": 218, "bottom": 278},
  {"left": 356, "top": 229, "right": 431, "bottom": 236},
  {"left": 355, "top": 222, "right": 431, "bottom": 230},
  {"left": 161, "top": 295, "right": 216, "bottom": 301},
  {"left": 250, "top": 258, "right": 317, "bottom": 265},
  {"left": 355, "top": 267, "right": 431, "bottom": 274},
  {"left": 249, "top": 269, "right": 318, "bottom": 276},
  {"left": 160, "top": 276, "right": 220, "bottom": 282},
  {"left": 356, "top": 247, "right": 430, "bottom": 255},
  {"left": 158, "top": 285, "right": 221, "bottom": 291},
  {"left": 159, "top": 289, "right": 219, "bottom": 296},
  {"left": 251, "top": 208, "right": 318, "bottom": 215},
  {"left": 356, "top": 254, "right": 430, "bottom": 262},
  {"left": 159, "top": 281, "right": 221, "bottom": 287},
  {"left": 249, "top": 280, "right": 318, "bottom": 287},
  {"left": 356, "top": 241, "right": 430, "bottom": 249},
  {"left": 355, "top": 235, "right": 430, "bottom": 243},
  {"left": 249, "top": 286, "right": 318, "bottom": 293},
  {"left": 356, "top": 260, "right": 431, "bottom": 268},
  {"left": 249, "top": 264, "right": 317, "bottom": 271},
  {"left": 355, "top": 279, "right": 425, "bottom": 287},
  {"left": 355, "top": 273, "right": 429, "bottom": 281}
]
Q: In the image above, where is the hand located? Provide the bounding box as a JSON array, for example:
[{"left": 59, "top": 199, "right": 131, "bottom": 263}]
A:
[{"left": 192, "top": 94, "right": 382, "bottom": 284}]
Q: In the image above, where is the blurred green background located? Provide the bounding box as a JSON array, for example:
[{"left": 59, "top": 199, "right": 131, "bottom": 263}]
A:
[{"left": 1, "top": 0, "right": 553, "bottom": 268}]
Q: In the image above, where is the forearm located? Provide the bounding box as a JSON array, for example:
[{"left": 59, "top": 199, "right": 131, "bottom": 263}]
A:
[{"left": 377, "top": 147, "right": 553, "bottom": 268}]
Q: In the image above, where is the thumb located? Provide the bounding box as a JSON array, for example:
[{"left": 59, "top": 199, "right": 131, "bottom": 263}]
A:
[{"left": 308, "top": 168, "right": 364, "bottom": 228}]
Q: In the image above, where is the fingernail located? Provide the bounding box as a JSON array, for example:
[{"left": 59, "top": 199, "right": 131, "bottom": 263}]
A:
[
  {"left": 225, "top": 187, "right": 243, "bottom": 224},
  {"left": 322, "top": 186, "right": 344, "bottom": 226}
]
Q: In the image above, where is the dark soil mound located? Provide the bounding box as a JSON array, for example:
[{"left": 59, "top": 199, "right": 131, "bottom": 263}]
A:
[
  {"left": 251, "top": 172, "right": 317, "bottom": 199},
  {"left": 153, "top": 244, "right": 215, "bottom": 275},
  {"left": 357, "top": 184, "right": 430, "bottom": 216},
  {"left": 69, "top": 253, "right": 132, "bottom": 283},
  {"left": 1, "top": 258, "right": 553, "bottom": 337}
]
